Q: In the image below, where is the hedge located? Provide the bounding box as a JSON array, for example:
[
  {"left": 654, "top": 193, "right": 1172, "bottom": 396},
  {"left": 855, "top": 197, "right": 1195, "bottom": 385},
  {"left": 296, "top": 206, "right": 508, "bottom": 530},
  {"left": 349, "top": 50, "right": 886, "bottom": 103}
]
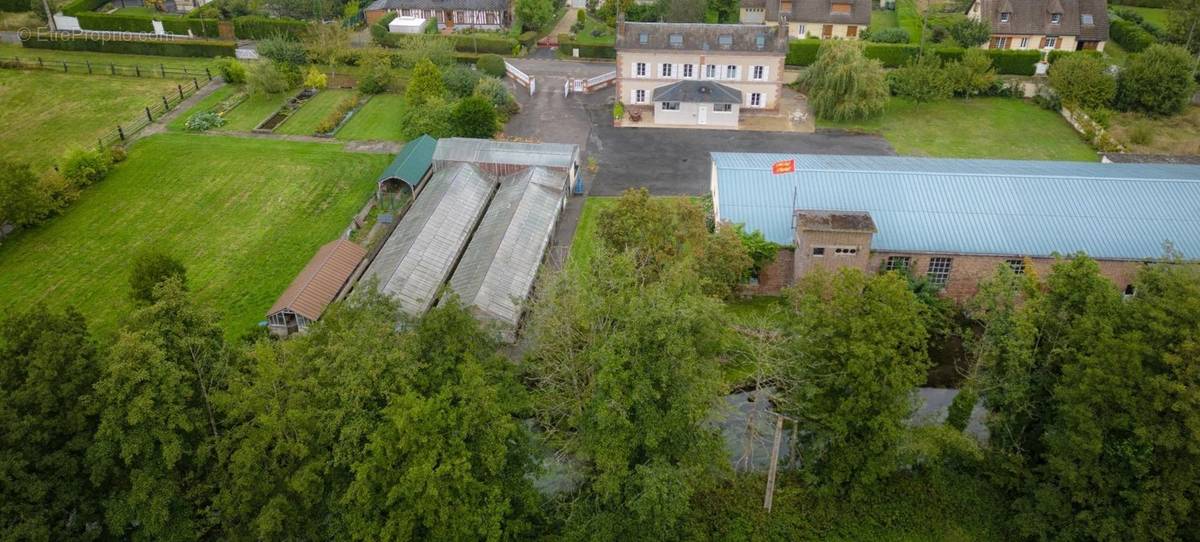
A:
[
  {"left": 61, "top": 0, "right": 105, "bottom": 16},
  {"left": 785, "top": 39, "right": 1042, "bottom": 75},
  {"left": 21, "top": 34, "right": 236, "bottom": 57},
  {"left": 448, "top": 33, "right": 518, "bottom": 55},
  {"left": 1110, "top": 18, "right": 1155, "bottom": 53},
  {"left": 557, "top": 33, "right": 616, "bottom": 59},
  {"left": 0, "top": 0, "right": 30, "bottom": 12},
  {"left": 233, "top": 15, "right": 310, "bottom": 40},
  {"left": 1110, "top": 0, "right": 1167, "bottom": 6},
  {"left": 72, "top": 11, "right": 222, "bottom": 37}
]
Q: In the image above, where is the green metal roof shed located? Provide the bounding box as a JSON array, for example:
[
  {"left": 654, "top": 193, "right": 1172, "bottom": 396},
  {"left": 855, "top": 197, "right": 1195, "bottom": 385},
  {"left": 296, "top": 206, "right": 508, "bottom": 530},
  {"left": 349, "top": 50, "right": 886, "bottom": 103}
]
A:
[{"left": 377, "top": 134, "right": 437, "bottom": 194}]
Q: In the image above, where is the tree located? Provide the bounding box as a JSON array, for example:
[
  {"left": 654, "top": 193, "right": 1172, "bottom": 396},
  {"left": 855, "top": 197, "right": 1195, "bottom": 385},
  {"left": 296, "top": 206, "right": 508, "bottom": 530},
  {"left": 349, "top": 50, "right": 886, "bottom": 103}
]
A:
[
  {"left": 256, "top": 35, "right": 308, "bottom": 67},
  {"left": 356, "top": 52, "right": 394, "bottom": 94},
  {"left": 129, "top": 250, "right": 187, "bottom": 304},
  {"left": 708, "top": 0, "right": 739, "bottom": 23},
  {"left": 1048, "top": 52, "right": 1116, "bottom": 110},
  {"left": 1, "top": 306, "right": 103, "bottom": 540},
  {"left": 476, "top": 53, "right": 506, "bottom": 78},
  {"left": 780, "top": 268, "right": 930, "bottom": 495},
  {"left": 390, "top": 35, "right": 456, "bottom": 68},
  {"left": 0, "top": 159, "right": 42, "bottom": 232},
  {"left": 214, "top": 57, "right": 247, "bottom": 84},
  {"left": 343, "top": 297, "right": 540, "bottom": 540},
  {"left": 303, "top": 65, "right": 328, "bottom": 90},
  {"left": 798, "top": 40, "right": 889, "bottom": 121},
  {"left": 246, "top": 60, "right": 293, "bottom": 94},
  {"left": 524, "top": 250, "right": 727, "bottom": 540},
  {"left": 451, "top": 95, "right": 500, "bottom": 138},
  {"left": 443, "top": 64, "right": 483, "bottom": 98},
  {"left": 88, "top": 279, "right": 233, "bottom": 540},
  {"left": 1116, "top": 44, "right": 1197, "bottom": 116},
  {"left": 400, "top": 97, "right": 455, "bottom": 139},
  {"left": 303, "top": 23, "right": 349, "bottom": 79},
  {"left": 948, "top": 17, "right": 991, "bottom": 48},
  {"left": 59, "top": 148, "right": 111, "bottom": 188},
  {"left": 660, "top": 0, "right": 706, "bottom": 22},
  {"left": 515, "top": 0, "right": 555, "bottom": 31},
  {"left": 1167, "top": 0, "right": 1200, "bottom": 54},
  {"left": 475, "top": 76, "right": 518, "bottom": 119},
  {"left": 946, "top": 48, "right": 997, "bottom": 98},
  {"left": 405, "top": 58, "right": 446, "bottom": 107},
  {"left": 263, "top": 0, "right": 338, "bottom": 19},
  {"left": 889, "top": 54, "right": 953, "bottom": 103}
]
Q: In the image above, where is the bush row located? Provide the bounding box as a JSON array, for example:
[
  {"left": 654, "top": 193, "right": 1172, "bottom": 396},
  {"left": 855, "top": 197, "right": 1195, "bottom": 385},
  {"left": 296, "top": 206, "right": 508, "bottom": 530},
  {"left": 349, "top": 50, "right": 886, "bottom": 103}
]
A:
[
  {"left": 374, "top": 26, "right": 519, "bottom": 55},
  {"left": 231, "top": 15, "right": 310, "bottom": 40},
  {"left": 786, "top": 39, "right": 1047, "bottom": 75},
  {"left": 1109, "top": 18, "right": 1156, "bottom": 53},
  {"left": 0, "top": 0, "right": 30, "bottom": 12},
  {"left": 73, "top": 13, "right": 222, "bottom": 37},
  {"left": 557, "top": 34, "right": 616, "bottom": 59},
  {"left": 20, "top": 34, "right": 236, "bottom": 58}
]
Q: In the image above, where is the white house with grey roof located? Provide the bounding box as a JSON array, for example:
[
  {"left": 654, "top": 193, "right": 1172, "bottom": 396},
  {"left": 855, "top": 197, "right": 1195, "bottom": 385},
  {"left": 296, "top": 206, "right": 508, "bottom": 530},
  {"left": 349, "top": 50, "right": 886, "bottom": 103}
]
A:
[
  {"left": 361, "top": 138, "right": 579, "bottom": 338},
  {"left": 615, "top": 15, "right": 788, "bottom": 129},
  {"left": 364, "top": 0, "right": 511, "bottom": 29}
]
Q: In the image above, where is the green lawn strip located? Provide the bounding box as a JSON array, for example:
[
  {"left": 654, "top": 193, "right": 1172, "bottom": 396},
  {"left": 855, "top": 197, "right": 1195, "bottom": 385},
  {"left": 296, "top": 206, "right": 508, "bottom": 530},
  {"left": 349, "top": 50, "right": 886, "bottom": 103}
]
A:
[
  {"left": 1124, "top": 6, "right": 1169, "bottom": 29},
  {"left": 0, "top": 43, "right": 217, "bottom": 74},
  {"left": 566, "top": 196, "right": 617, "bottom": 271},
  {"left": 0, "top": 133, "right": 389, "bottom": 338},
  {"left": 819, "top": 98, "right": 1098, "bottom": 162},
  {"left": 335, "top": 93, "right": 408, "bottom": 140},
  {"left": 0, "top": 69, "right": 185, "bottom": 171},
  {"left": 895, "top": 0, "right": 923, "bottom": 43},
  {"left": 167, "top": 84, "right": 237, "bottom": 131},
  {"left": 275, "top": 89, "right": 356, "bottom": 136},
  {"left": 574, "top": 14, "right": 615, "bottom": 46},
  {"left": 220, "top": 91, "right": 290, "bottom": 131},
  {"left": 869, "top": 8, "right": 900, "bottom": 33}
]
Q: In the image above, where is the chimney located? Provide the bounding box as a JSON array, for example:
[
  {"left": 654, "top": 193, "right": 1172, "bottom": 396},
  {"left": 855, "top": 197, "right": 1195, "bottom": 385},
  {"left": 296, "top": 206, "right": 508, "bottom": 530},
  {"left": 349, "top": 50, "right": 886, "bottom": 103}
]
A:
[{"left": 617, "top": 11, "right": 625, "bottom": 39}]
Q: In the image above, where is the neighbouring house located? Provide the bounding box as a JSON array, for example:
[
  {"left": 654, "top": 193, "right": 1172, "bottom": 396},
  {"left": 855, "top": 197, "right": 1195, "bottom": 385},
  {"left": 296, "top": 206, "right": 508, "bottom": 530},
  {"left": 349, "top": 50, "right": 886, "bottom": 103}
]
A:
[
  {"left": 710, "top": 153, "right": 1200, "bottom": 301},
  {"left": 267, "top": 239, "right": 367, "bottom": 337},
  {"left": 967, "top": 0, "right": 1109, "bottom": 51},
  {"left": 362, "top": 138, "right": 580, "bottom": 339},
  {"left": 738, "top": 0, "right": 871, "bottom": 39},
  {"left": 614, "top": 15, "right": 788, "bottom": 129},
  {"left": 364, "top": 0, "right": 512, "bottom": 29}
]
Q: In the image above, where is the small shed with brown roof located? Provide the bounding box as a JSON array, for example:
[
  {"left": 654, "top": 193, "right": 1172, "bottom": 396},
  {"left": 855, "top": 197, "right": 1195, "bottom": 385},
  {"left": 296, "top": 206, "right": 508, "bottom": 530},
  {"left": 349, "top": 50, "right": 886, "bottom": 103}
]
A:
[{"left": 267, "top": 239, "right": 366, "bottom": 337}]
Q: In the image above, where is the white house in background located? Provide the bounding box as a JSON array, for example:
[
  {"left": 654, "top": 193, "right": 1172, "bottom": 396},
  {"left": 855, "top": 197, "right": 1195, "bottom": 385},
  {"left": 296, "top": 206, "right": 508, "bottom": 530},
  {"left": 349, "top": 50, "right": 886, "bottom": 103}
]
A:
[{"left": 388, "top": 15, "right": 427, "bottom": 33}]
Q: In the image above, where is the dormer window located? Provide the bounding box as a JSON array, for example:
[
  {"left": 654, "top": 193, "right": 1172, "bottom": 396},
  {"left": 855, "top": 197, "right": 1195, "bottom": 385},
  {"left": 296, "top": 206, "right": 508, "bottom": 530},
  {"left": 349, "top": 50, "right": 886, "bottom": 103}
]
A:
[
  {"left": 831, "top": 2, "right": 851, "bottom": 14},
  {"left": 755, "top": 35, "right": 766, "bottom": 49},
  {"left": 669, "top": 33, "right": 683, "bottom": 47},
  {"left": 1051, "top": 12, "right": 1062, "bottom": 24},
  {"left": 639, "top": 32, "right": 648, "bottom": 44},
  {"left": 718, "top": 34, "right": 733, "bottom": 48},
  {"left": 1000, "top": 11, "right": 1010, "bottom": 22},
  {"left": 1081, "top": 13, "right": 1094, "bottom": 25}
]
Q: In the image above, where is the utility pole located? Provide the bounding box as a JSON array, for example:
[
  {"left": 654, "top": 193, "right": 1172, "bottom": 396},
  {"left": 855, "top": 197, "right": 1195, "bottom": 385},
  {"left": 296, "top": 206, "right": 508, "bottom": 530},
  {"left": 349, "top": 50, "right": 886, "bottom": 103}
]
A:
[
  {"left": 762, "top": 410, "right": 798, "bottom": 513},
  {"left": 42, "top": 0, "right": 56, "bottom": 32}
]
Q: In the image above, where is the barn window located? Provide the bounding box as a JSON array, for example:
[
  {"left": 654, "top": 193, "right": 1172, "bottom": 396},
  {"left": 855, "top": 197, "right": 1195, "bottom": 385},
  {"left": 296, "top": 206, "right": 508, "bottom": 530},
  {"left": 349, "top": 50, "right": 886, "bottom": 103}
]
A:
[
  {"left": 1005, "top": 258, "right": 1025, "bottom": 274},
  {"left": 884, "top": 256, "right": 911, "bottom": 272},
  {"left": 927, "top": 257, "right": 953, "bottom": 286}
]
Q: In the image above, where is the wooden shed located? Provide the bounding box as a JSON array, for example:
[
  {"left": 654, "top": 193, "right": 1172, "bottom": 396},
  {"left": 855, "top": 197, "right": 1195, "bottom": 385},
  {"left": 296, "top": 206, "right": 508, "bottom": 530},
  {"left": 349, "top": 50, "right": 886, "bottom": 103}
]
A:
[{"left": 267, "top": 239, "right": 366, "bottom": 337}]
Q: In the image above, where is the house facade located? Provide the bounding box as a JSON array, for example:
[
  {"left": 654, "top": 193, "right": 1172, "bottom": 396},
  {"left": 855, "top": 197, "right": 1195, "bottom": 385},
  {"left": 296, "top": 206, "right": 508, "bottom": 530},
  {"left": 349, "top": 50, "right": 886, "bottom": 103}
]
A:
[
  {"left": 737, "top": 0, "right": 871, "bottom": 39},
  {"left": 966, "top": 0, "right": 1109, "bottom": 51},
  {"left": 711, "top": 153, "right": 1200, "bottom": 302},
  {"left": 364, "top": 0, "right": 512, "bottom": 29},
  {"left": 614, "top": 16, "right": 787, "bottom": 129}
]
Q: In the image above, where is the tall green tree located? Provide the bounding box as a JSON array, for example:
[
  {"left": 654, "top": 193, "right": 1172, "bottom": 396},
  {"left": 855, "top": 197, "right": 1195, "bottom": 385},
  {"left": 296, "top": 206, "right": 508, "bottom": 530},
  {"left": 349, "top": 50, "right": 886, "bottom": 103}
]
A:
[
  {"left": 524, "top": 250, "right": 727, "bottom": 541},
  {"left": 1, "top": 306, "right": 103, "bottom": 540},
  {"left": 1116, "top": 44, "right": 1197, "bottom": 117},
  {"left": 451, "top": 95, "right": 500, "bottom": 139},
  {"left": 1048, "top": 53, "right": 1117, "bottom": 110},
  {"left": 406, "top": 58, "right": 447, "bottom": 107},
  {"left": 780, "top": 268, "right": 930, "bottom": 494},
  {"left": 343, "top": 297, "right": 540, "bottom": 541},
  {"left": 129, "top": 250, "right": 187, "bottom": 305},
  {"left": 88, "top": 279, "right": 233, "bottom": 541},
  {"left": 799, "top": 40, "right": 889, "bottom": 121},
  {"left": 0, "top": 159, "right": 43, "bottom": 233},
  {"left": 515, "top": 0, "right": 556, "bottom": 31}
]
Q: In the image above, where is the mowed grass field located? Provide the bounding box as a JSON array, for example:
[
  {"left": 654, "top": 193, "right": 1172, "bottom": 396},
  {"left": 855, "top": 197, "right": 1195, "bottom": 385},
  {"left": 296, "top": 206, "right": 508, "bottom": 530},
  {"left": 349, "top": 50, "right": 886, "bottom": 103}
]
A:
[
  {"left": 276, "top": 89, "right": 356, "bottom": 136},
  {"left": 167, "top": 84, "right": 239, "bottom": 131},
  {"left": 0, "top": 43, "right": 217, "bottom": 73},
  {"left": 221, "top": 91, "right": 290, "bottom": 131},
  {"left": 336, "top": 93, "right": 408, "bottom": 141},
  {"left": 0, "top": 133, "right": 389, "bottom": 337},
  {"left": 0, "top": 69, "right": 185, "bottom": 171},
  {"left": 819, "top": 98, "right": 1098, "bottom": 161}
]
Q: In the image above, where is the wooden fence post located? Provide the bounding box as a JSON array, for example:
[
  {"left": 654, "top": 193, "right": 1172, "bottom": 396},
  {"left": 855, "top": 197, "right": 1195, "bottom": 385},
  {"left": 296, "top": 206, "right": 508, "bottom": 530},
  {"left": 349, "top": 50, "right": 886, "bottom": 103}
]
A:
[
  {"left": 110, "top": 63, "right": 116, "bottom": 75},
  {"left": 162, "top": 96, "right": 169, "bottom": 110},
  {"left": 177, "top": 84, "right": 184, "bottom": 100},
  {"left": 205, "top": 67, "right": 212, "bottom": 80},
  {"left": 37, "top": 57, "right": 43, "bottom": 68},
  {"left": 86, "top": 60, "right": 92, "bottom": 74},
  {"left": 193, "top": 78, "right": 199, "bottom": 90},
  {"left": 118, "top": 125, "right": 125, "bottom": 141},
  {"left": 135, "top": 65, "right": 141, "bottom": 77},
  {"left": 160, "top": 64, "right": 165, "bottom": 77},
  {"left": 145, "top": 107, "right": 153, "bottom": 122},
  {"left": 61, "top": 60, "right": 67, "bottom": 72}
]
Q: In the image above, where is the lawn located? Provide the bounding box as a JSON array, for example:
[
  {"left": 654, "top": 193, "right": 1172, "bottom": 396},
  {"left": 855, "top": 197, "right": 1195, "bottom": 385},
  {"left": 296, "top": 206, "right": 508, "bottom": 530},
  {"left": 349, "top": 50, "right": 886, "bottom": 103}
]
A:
[
  {"left": 275, "top": 89, "right": 356, "bottom": 136},
  {"left": 1123, "top": 6, "right": 1170, "bottom": 29},
  {"left": 567, "top": 196, "right": 616, "bottom": 270},
  {"left": 869, "top": 8, "right": 899, "bottom": 33},
  {"left": 0, "top": 43, "right": 217, "bottom": 73},
  {"left": 819, "top": 98, "right": 1098, "bottom": 161},
  {"left": 168, "top": 84, "right": 239, "bottom": 131},
  {"left": 0, "top": 133, "right": 389, "bottom": 338},
  {"left": 0, "top": 69, "right": 186, "bottom": 171},
  {"left": 220, "top": 91, "right": 290, "bottom": 131},
  {"left": 1109, "top": 106, "right": 1200, "bottom": 156},
  {"left": 574, "top": 14, "right": 615, "bottom": 46},
  {"left": 895, "top": 0, "right": 923, "bottom": 43},
  {"left": 336, "top": 93, "right": 408, "bottom": 141}
]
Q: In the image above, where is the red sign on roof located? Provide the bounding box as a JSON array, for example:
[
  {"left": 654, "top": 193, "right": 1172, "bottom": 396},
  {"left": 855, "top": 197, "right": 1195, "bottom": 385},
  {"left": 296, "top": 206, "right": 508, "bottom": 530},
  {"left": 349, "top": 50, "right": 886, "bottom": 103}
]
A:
[{"left": 772, "top": 159, "right": 795, "bottom": 175}]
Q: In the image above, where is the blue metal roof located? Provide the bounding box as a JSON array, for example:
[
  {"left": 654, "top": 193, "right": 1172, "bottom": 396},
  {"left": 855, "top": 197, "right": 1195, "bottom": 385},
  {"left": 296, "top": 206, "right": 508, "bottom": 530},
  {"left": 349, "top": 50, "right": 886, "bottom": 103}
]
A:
[{"left": 711, "top": 153, "right": 1200, "bottom": 261}]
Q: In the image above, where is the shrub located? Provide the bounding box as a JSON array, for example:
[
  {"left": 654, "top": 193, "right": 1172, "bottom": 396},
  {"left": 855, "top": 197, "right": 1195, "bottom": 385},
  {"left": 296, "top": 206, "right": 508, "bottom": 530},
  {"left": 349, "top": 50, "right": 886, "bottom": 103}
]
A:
[
  {"left": 386, "top": 35, "right": 457, "bottom": 68},
  {"left": 451, "top": 95, "right": 499, "bottom": 138},
  {"left": 1047, "top": 53, "right": 1115, "bottom": 110},
  {"left": 1116, "top": 44, "right": 1197, "bottom": 116},
  {"left": 947, "top": 17, "right": 990, "bottom": 48},
  {"left": 406, "top": 59, "right": 446, "bottom": 106},
  {"left": 247, "top": 61, "right": 292, "bottom": 94},
  {"left": 1128, "top": 122, "right": 1155, "bottom": 145},
  {"left": 867, "top": 28, "right": 910, "bottom": 43},
  {"left": 215, "top": 57, "right": 247, "bottom": 83},
  {"left": 477, "top": 53, "right": 506, "bottom": 78},
  {"left": 0, "top": 160, "right": 42, "bottom": 231},
  {"left": 314, "top": 94, "right": 359, "bottom": 134},
  {"left": 257, "top": 35, "right": 308, "bottom": 66},
  {"left": 799, "top": 40, "right": 889, "bottom": 122},
  {"left": 443, "top": 65, "right": 482, "bottom": 98},
  {"left": 303, "top": 66, "right": 328, "bottom": 90},
  {"left": 474, "top": 76, "right": 517, "bottom": 118},
  {"left": 60, "top": 148, "right": 111, "bottom": 188},
  {"left": 946, "top": 48, "right": 997, "bottom": 98},
  {"left": 515, "top": 0, "right": 556, "bottom": 31},
  {"left": 613, "top": 100, "right": 624, "bottom": 119},
  {"left": 889, "top": 55, "right": 952, "bottom": 102},
  {"left": 557, "top": 34, "right": 617, "bottom": 59},
  {"left": 0, "top": 0, "right": 31, "bottom": 12},
  {"left": 447, "top": 33, "right": 518, "bottom": 54},
  {"left": 357, "top": 55, "right": 394, "bottom": 94},
  {"left": 20, "top": 35, "right": 235, "bottom": 57},
  {"left": 233, "top": 15, "right": 310, "bottom": 40},
  {"left": 185, "top": 111, "right": 227, "bottom": 132},
  {"left": 786, "top": 39, "right": 821, "bottom": 65},
  {"left": 1110, "top": 18, "right": 1155, "bottom": 53},
  {"left": 864, "top": 42, "right": 920, "bottom": 68},
  {"left": 986, "top": 49, "right": 1040, "bottom": 75},
  {"left": 129, "top": 251, "right": 187, "bottom": 304},
  {"left": 400, "top": 97, "right": 455, "bottom": 139}
]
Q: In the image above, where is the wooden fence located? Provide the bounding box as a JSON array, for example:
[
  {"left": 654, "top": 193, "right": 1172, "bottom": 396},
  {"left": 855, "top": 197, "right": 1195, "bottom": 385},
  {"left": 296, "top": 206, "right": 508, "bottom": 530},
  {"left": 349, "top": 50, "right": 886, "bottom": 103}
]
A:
[
  {"left": 95, "top": 77, "right": 210, "bottom": 150},
  {"left": 0, "top": 55, "right": 213, "bottom": 80}
]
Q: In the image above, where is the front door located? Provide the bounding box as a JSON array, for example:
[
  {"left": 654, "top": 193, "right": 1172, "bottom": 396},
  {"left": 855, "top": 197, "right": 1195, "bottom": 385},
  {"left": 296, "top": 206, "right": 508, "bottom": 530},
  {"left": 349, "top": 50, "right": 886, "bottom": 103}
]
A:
[
  {"left": 698, "top": 106, "right": 707, "bottom": 125},
  {"left": 822, "top": 25, "right": 833, "bottom": 38}
]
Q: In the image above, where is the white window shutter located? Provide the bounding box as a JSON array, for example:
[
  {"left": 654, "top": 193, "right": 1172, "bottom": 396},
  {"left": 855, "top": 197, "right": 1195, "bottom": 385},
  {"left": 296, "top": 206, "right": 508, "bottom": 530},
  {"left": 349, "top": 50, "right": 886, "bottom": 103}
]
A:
[
  {"left": 761, "top": 65, "right": 769, "bottom": 81},
  {"left": 631, "top": 89, "right": 637, "bottom": 103}
]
